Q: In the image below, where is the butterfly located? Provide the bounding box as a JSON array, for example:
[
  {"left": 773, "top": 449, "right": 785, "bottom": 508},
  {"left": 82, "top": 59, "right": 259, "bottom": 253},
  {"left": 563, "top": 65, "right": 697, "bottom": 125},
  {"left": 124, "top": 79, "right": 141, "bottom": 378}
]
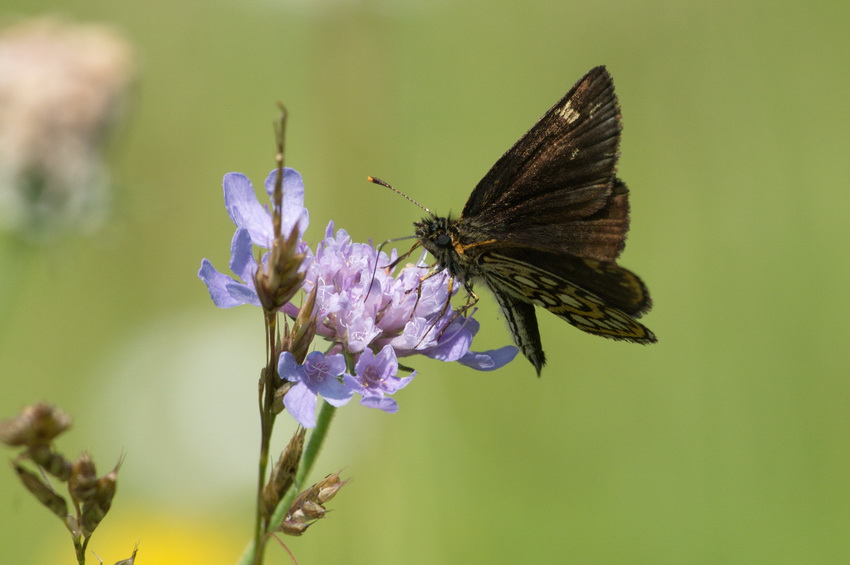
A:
[{"left": 378, "top": 66, "right": 656, "bottom": 375}]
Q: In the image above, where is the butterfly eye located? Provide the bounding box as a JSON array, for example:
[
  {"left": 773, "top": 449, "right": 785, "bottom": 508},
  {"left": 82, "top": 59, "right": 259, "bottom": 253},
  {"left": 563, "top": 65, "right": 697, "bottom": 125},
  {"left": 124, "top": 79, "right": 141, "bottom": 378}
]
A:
[{"left": 435, "top": 233, "right": 452, "bottom": 247}]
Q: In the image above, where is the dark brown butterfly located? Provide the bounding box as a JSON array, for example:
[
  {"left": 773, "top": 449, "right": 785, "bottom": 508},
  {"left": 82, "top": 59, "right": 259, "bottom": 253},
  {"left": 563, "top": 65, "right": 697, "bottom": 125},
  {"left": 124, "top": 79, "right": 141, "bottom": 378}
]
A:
[{"left": 383, "top": 66, "right": 656, "bottom": 375}]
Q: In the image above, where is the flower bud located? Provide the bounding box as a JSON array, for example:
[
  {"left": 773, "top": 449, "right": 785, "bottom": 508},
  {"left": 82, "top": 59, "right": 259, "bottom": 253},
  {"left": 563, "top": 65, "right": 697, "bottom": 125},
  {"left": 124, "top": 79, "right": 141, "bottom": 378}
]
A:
[
  {"left": 261, "top": 427, "right": 305, "bottom": 518},
  {"left": 0, "top": 402, "right": 72, "bottom": 447},
  {"left": 13, "top": 462, "right": 68, "bottom": 520},
  {"left": 279, "top": 472, "right": 348, "bottom": 536},
  {"left": 254, "top": 223, "right": 307, "bottom": 312},
  {"left": 80, "top": 465, "right": 118, "bottom": 536},
  {"left": 68, "top": 453, "right": 98, "bottom": 504}
]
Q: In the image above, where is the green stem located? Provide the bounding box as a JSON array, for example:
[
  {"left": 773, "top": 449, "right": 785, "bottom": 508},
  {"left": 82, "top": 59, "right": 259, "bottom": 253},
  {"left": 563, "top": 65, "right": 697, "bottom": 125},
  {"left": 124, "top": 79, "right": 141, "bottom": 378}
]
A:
[
  {"left": 73, "top": 536, "right": 85, "bottom": 565},
  {"left": 246, "top": 314, "right": 281, "bottom": 565},
  {"left": 252, "top": 407, "right": 275, "bottom": 565},
  {"left": 238, "top": 383, "right": 276, "bottom": 565},
  {"left": 298, "top": 400, "right": 336, "bottom": 486}
]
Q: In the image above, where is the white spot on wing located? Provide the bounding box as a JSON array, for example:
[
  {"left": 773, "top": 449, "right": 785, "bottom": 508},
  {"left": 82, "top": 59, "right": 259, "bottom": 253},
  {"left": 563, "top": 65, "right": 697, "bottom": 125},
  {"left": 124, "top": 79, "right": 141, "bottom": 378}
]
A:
[{"left": 557, "top": 101, "right": 580, "bottom": 124}]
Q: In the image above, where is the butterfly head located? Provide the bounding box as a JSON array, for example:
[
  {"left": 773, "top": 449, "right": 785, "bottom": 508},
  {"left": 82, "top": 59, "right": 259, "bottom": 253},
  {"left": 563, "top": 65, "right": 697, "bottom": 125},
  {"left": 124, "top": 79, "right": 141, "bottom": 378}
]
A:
[{"left": 414, "top": 215, "right": 465, "bottom": 277}]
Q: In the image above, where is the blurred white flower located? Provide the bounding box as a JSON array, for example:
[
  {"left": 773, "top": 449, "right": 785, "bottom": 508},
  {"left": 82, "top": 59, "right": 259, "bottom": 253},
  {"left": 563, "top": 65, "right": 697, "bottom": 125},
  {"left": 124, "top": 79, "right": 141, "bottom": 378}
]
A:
[{"left": 0, "top": 18, "right": 135, "bottom": 240}]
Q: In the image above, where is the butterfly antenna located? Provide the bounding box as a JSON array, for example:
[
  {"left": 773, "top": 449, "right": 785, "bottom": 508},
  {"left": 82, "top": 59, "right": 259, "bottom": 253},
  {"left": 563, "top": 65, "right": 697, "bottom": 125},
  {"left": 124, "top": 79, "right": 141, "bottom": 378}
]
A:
[{"left": 367, "top": 176, "right": 432, "bottom": 216}]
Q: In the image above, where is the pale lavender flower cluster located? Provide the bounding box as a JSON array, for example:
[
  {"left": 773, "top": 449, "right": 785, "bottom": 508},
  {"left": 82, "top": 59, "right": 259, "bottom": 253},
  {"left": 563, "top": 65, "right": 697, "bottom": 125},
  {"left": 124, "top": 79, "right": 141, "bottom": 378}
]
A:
[
  {"left": 199, "top": 169, "right": 309, "bottom": 309},
  {"left": 200, "top": 169, "right": 517, "bottom": 427}
]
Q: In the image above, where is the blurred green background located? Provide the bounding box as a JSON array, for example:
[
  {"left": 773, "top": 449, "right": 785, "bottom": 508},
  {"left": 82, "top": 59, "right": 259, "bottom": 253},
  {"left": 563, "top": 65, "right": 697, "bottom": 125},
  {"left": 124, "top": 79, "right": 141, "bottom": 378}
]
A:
[{"left": 2, "top": 0, "right": 849, "bottom": 563}]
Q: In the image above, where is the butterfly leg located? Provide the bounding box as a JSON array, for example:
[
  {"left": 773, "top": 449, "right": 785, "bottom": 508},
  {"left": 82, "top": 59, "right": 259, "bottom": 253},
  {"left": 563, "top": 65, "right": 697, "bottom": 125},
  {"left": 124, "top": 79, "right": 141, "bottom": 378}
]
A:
[
  {"left": 411, "top": 271, "right": 475, "bottom": 348},
  {"left": 406, "top": 264, "right": 444, "bottom": 325},
  {"left": 432, "top": 287, "right": 480, "bottom": 344},
  {"left": 410, "top": 270, "right": 452, "bottom": 348}
]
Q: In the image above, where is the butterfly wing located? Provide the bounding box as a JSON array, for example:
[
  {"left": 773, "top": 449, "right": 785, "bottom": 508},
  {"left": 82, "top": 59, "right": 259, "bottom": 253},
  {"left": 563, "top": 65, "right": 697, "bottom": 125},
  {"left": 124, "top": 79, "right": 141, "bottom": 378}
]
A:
[
  {"left": 461, "top": 66, "right": 628, "bottom": 262},
  {"left": 474, "top": 243, "right": 656, "bottom": 345},
  {"left": 490, "top": 290, "right": 546, "bottom": 376},
  {"left": 480, "top": 244, "right": 653, "bottom": 316}
]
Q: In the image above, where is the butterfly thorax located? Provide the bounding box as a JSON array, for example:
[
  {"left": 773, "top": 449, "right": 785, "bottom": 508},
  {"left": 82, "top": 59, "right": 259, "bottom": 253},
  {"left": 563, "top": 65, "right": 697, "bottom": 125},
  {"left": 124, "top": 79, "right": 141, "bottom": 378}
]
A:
[{"left": 414, "top": 215, "right": 486, "bottom": 285}]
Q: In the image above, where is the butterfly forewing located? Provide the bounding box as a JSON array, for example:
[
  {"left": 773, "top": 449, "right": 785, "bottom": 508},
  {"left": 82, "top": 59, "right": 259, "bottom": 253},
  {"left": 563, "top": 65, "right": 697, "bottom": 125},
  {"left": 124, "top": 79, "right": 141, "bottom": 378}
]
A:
[{"left": 462, "top": 66, "right": 626, "bottom": 260}]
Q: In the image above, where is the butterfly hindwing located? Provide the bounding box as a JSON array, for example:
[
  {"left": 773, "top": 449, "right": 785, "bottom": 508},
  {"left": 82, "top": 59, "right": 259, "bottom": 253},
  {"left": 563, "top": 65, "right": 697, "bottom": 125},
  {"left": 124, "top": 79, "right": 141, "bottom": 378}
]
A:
[
  {"left": 475, "top": 242, "right": 651, "bottom": 316},
  {"left": 476, "top": 244, "right": 656, "bottom": 345}
]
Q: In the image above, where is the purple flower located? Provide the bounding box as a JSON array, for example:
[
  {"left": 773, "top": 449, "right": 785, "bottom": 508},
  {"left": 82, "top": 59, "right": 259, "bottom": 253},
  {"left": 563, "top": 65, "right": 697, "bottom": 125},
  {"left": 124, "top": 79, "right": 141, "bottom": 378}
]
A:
[
  {"left": 225, "top": 168, "right": 308, "bottom": 247},
  {"left": 343, "top": 345, "right": 414, "bottom": 413},
  {"left": 198, "top": 169, "right": 309, "bottom": 308},
  {"left": 200, "top": 168, "right": 519, "bottom": 425},
  {"left": 279, "top": 351, "right": 353, "bottom": 428}
]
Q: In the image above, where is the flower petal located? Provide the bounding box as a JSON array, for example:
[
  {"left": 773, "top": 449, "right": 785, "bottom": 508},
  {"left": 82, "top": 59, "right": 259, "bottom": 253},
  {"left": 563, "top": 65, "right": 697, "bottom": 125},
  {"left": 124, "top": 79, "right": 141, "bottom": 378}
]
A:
[
  {"left": 263, "top": 168, "right": 309, "bottom": 239},
  {"left": 343, "top": 374, "right": 367, "bottom": 396},
  {"left": 283, "top": 382, "right": 318, "bottom": 428},
  {"left": 228, "top": 228, "right": 255, "bottom": 282},
  {"left": 225, "top": 280, "right": 262, "bottom": 307},
  {"left": 224, "top": 172, "right": 274, "bottom": 246},
  {"left": 320, "top": 382, "right": 354, "bottom": 407},
  {"left": 198, "top": 259, "right": 244, "bottom": 308},
  {"left": 278, "top": 352, "right": 303, "bottom": 382},
  {"left": 458, "top": 346, "right": 519, "bottom": 371},
  {"left": 421, "top": 322, "right": 474, "bottom": 362},
  {"left": 301, "top": 352, "right": 353, "bottom": 407},
  {"left": 199, "top": 258, "right": 260, "bottom": 308},
  {"left": 360, "top": 395, "right": 399, "bottom": 413}
]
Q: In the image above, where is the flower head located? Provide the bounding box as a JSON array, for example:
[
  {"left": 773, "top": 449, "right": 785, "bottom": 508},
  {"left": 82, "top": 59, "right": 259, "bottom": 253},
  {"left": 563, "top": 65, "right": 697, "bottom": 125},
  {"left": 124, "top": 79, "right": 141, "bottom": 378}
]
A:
[
  {"left": 300, "top": 223, "right": 517, "bottom": 370},
  {"left": 200, "top": 169, "right": 518, "bottom": 426}
]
